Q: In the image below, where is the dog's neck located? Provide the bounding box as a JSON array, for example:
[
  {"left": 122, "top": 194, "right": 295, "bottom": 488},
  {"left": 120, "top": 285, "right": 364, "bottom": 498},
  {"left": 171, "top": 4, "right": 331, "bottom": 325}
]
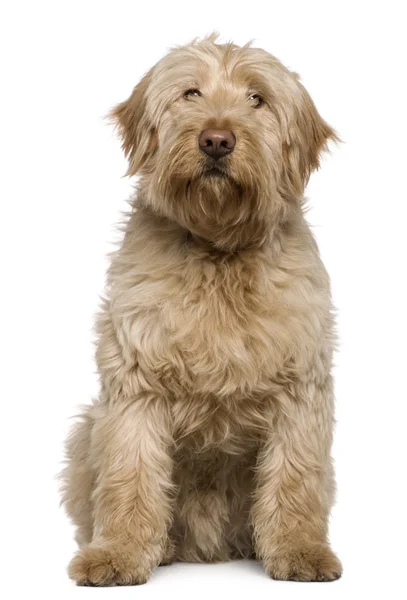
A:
[
  {"left": 184, "top": 230, "right": 207, "bottom": 246},
  {"left": 184, "top": 229, "right": 249, "bottom": 254},
  {"left": 137, "top": 197, "right": 300, "bottom": 256}
]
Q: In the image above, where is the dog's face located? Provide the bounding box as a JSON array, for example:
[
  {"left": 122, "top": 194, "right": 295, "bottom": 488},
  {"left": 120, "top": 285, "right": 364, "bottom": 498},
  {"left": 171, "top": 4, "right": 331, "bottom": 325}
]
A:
[{"left": 112, "top": 37, "right": 336, "bottom": 250}]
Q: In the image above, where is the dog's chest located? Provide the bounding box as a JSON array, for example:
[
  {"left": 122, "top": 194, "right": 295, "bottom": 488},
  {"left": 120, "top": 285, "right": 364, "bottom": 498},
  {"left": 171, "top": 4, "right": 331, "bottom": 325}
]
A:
[{"left": 127, "top": 251, "right": 310, "bottom": 397}]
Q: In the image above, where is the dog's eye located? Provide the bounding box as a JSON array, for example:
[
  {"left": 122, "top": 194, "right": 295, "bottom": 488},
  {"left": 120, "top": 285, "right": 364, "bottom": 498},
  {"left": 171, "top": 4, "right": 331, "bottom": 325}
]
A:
[
  {"left": 248, "top": 94, "right": 263, "bottom": 108},
  {"left": 183, "top": 89, "right": 202, "bottom": 99}
]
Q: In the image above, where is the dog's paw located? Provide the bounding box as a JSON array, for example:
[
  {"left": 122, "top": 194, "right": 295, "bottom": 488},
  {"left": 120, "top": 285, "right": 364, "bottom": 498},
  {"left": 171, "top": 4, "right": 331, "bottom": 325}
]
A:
[
  {"left": 264, "top": 543, "right": 342, "bottom": 582},
  {"left": 68, "top": 543, "right": 151, "bottom": 586}
]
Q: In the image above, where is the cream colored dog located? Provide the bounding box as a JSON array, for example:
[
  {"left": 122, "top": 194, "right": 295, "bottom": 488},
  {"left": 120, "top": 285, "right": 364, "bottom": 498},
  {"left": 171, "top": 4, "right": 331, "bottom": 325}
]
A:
[{"left": 61, "top": 35, "right": 342, "bottom": 585}]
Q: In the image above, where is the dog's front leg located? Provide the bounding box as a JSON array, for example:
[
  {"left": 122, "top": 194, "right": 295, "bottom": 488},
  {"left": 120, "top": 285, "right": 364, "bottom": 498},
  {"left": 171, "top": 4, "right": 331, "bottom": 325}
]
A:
[
  {"left": 252, "top": 377, "right": 342, "bottom": 581},
  {"left": 68, "top": 395, "right": 174, "bottom": 586}
]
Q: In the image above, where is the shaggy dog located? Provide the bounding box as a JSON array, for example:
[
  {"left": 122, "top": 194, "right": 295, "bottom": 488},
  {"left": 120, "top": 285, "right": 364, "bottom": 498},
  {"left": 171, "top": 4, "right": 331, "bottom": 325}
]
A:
[{"left": 61, "top": 35, "right": 342, "bottom": 585}]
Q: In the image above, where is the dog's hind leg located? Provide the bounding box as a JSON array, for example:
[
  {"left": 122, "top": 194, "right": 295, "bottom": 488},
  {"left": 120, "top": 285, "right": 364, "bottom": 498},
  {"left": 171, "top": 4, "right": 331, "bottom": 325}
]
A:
[
  {"left": 158, "top": 536, "right": 176, "bottom": 566},
  {"left": 174, "top": 484, "right": 230, "bottom": 562},
  {"left": 225, "top": 454, "right": 256, "bottom": 560},
  {"left": 60, "top": 403, "right": 97, "bottom": 547},
  {"left": 172, "top": 453, "right": 255, "bottom": 562}
]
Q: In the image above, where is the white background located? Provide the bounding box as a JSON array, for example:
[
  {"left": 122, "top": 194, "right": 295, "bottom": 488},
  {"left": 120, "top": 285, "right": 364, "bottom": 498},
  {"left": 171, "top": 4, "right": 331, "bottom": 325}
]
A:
[{"left": 1, "top": 1, "right": 406, "bottom": 598}]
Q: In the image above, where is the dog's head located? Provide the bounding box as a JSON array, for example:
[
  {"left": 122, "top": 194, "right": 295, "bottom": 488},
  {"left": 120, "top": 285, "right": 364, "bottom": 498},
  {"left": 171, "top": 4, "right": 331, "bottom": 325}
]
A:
[{"left": 111, "top": 36, "right": 337, "bottom": 250}]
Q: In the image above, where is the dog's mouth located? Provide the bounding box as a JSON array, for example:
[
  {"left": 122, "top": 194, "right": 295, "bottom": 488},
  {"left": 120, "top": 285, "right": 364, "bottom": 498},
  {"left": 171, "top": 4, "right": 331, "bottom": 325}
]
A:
[
  {"left": 201, "top": 158, "right": 231, "bottom": 179},
  {"left": 204, "top": 168, "right": 224, "bottom": 177}
]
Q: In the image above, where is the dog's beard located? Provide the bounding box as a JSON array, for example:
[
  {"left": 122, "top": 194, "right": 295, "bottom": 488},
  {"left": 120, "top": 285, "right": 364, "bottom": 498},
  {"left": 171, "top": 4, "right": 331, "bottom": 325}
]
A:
[
  {"left": 162, "top": 174, "right": 272, "bottom": 250},
  {"left": 147, "top": 147, "right": 281, "bottom": 250},
  {"left": 188, "top": 166, "right": 241, "bottom": 212}
]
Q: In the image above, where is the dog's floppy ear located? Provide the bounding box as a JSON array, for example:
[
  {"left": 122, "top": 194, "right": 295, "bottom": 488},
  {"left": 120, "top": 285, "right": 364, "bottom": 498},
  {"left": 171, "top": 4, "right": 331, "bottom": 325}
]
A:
[
  {"left": 110, "top": 69, "right": 157, "bottom": 176},
  {"left": 283, "top": 78, "right": 338, "bottom": 195}
]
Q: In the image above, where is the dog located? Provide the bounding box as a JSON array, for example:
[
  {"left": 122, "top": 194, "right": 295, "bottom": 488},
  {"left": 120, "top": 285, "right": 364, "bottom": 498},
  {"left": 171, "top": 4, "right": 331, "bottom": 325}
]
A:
[{"left": 61, "top": 35, "right": 342, "bottom": 585}]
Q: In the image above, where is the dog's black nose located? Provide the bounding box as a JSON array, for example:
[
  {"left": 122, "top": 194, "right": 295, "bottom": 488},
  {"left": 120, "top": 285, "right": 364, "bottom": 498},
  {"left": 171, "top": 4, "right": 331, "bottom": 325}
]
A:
[{"left": 199, "top": 129, "right": 236, "bottom": 159}]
